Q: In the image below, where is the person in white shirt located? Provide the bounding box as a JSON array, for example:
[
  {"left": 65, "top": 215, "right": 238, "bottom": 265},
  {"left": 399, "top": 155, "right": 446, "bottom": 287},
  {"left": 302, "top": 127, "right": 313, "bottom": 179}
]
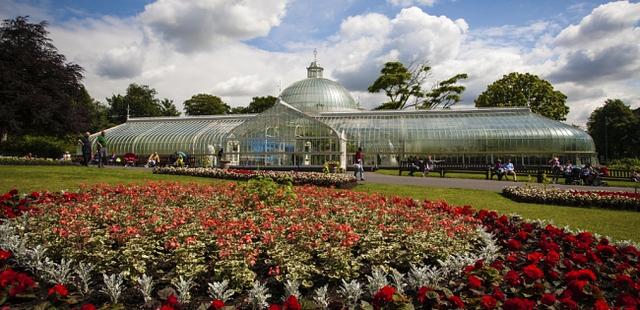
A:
[{"left": 503, "top": 158, "right": 517, "bottom": 182}]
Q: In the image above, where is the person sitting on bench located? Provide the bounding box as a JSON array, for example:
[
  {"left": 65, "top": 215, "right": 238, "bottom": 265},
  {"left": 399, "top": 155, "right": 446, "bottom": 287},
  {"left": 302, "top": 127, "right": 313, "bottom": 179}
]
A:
[
  {"left": 503, "top": 159, "right": 517, "bottom": 182},
  {"left": 493, "top": 159, "right": 504, "bottom": 180}
]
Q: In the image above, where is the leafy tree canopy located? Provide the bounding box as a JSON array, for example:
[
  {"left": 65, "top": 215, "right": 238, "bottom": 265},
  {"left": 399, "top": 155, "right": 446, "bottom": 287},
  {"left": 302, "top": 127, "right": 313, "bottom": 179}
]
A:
[
  {"left": 369, "top": 61, "right": 467, "bottom": 110},
  {"left": 0, "top": 16, "right": 91, "bottom": 138},
  {"left": 183, "top": 94, "right": 230, "bottom": 115},
  {"left": 230, "top": 96, "right": 277, "bottom": 114},
  {"left": 475, "top": 72, "right": 569, "bottom": 121},
  {"left": 107, "top": 83, "right": 178, "bottom": 123},
  {"left": 587, "top": 99, "right": 640, "bottom": 161}
]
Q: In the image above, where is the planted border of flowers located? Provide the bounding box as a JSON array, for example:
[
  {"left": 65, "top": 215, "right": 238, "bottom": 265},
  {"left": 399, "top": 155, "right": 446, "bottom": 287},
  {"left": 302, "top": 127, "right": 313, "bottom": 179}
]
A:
[
  {"left": 2, "top": 183, "right": 640, "bottom": 309},
  {"left": 153, "top": 166, "right": 357, "bottom": 188},
  {"left": 0, "top": 155, "right": 76, "bottom": 166},
  {"left": 503, "top": 185, "right": 640, "bottom": 211}
]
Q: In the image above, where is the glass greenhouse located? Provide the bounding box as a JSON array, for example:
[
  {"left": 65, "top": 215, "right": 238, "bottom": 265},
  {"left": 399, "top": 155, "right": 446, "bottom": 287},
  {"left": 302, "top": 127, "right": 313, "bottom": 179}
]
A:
[{"left": 88, "top": 60, "right": 596, "bottom": 168}]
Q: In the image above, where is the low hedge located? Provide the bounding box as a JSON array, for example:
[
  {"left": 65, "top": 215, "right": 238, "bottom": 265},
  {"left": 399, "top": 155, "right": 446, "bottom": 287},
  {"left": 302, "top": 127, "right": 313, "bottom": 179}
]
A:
[
  {"left": 0, "top": 135, "right": 76, "bottom": 158},
  {"left": 0, "top": 156, "right": 76, "bottom": 166},
  {"left": 502, "top": 185, "right": 640, "bottom": 211},
  {"left": 153, "top": 166, "right": 358, "bottom": 188}
]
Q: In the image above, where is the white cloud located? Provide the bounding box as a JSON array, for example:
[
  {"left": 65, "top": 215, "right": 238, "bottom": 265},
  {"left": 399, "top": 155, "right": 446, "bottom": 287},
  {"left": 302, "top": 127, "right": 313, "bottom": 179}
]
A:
[
  {"left": 388, "top": 0, "right": 436, "bottom": 7},
  {"left": 3, "top": 0, "right": 639, "bottom": 127},
  {"left": 139, "top": 0, "right": 290, "bottom": 53}
]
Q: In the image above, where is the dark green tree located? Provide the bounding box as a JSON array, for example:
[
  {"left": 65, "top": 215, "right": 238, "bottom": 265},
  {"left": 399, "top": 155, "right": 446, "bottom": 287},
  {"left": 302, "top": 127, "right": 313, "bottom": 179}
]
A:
[
  {"left": 160, "top": 98, "right": 181, "bottom": 116},
  {"left": 230, "top": 96, "right": 277, "bottom": 114},
  {"left": 369, "top": 62, "right": 430, "bottom": 110},
  {"left": 76, "top": 86, "right": 113, "bottom": 132},
  {"left": 475, "top": 72, "right": 569, "bottom": 121},
  {"left": 422, "top": 73, "right": 468, "bottom": 109},
  {"left": 183, "top": 94, "right": 230, "bottom": 115},
  {"left": 587, "top": 99, "right": 640, "bottom": 161},
  {"left": 107, "top": 83, "right": 167, "bottom": 123},
  {"left": 0, "top": 16, "right": 90, "bottom": 138}
]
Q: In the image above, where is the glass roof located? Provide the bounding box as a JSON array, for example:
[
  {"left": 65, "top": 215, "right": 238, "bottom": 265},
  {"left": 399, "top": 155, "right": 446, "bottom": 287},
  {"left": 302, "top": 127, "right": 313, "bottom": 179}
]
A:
[{"left": 90, "top": 107, "right": 595, "bottom": 161}]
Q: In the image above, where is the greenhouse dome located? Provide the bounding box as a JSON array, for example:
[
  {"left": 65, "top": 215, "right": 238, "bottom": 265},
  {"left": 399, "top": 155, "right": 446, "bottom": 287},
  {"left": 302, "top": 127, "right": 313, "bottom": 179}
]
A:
[
  {"left": 88, "top": 58, "right": 597, "bottom": 169},
  {"left": 279, "top": 60, "right": 359, "bottom": 114}
]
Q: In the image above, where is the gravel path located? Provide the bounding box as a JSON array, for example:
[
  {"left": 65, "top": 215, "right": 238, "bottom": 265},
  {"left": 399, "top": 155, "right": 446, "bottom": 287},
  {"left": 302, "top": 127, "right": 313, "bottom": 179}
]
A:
[{"left": 361, "top": 172, "right": 639, "bottom": 193}]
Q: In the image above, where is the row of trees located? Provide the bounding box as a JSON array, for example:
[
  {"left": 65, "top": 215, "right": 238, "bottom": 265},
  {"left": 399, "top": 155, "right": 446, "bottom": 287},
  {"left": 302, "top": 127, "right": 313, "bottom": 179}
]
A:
[
  {"left": 1, "top": 16, "right": 638, "bottom": 159},
  {"left": 368, "top": 62, "right": 570, "bottom": 121}
]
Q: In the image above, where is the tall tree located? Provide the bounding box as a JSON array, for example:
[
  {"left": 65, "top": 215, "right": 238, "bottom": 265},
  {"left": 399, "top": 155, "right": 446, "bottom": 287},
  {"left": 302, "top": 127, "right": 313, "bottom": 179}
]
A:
[
  {"left": 368, "top": 62, "right": 430, "bottom": 110},
  {"left": 160, "top": 98, "right": 181, "bottom": 116},
  {"left": 587, "top": 99, "right": 640, "bottom": 161},
  {"left": 230, "top": 96, "right": 277, "bottom": 114},
  {"left": 183, "top": 94, "right": 230, "bottom": 115},
  {"left": 422, "top": 73, "right": 468, "bottom": 109},
  {"left": 107, "top": 83, "right": 167, "bottom": 123},
  {"left": 0, "top": 16, "right": 90, "bottom": 138},
  {"left": 475, "top": 72, "right": 569, "bottom": 121}
]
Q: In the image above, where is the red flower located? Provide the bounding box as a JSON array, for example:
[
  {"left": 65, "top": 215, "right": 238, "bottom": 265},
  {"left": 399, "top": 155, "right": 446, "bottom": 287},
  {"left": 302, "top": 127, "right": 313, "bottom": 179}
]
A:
[
  {"left": 526, "top": 252, "right": 544, "bottom": 263},
  {"left": 166, "top": 294, "right": 179, "bottom": 306},
  {"left": 505, "top": 270, "right": 521, "bottom": 286},
  {"left": 80, "top": 304, "right": 97, "bottom": 310},
  {"left": 507, "top": 239, "right": 522, "bottom": 250},
  {"left": 545, "top": 250, "right": 560, "bottom": 265},
  {"left": 416, "top": 286, "right": 430, "bottom": 304},
  {"left": 284, "top": 295, "right": 301, "bottom": 310},
  {"left": 373, "top": 285, "right": 396, "bottom": 304},
  {"left": 210, "top": 299, "right": 225, "bottom": 310},
  {"left": 448, "top": 295, "right": 464, "bottom": 308},
  {"left": 596, "top": 244, "right": 616, "bottom": 257},
  {"left": 468, "top": 275, "right": 483, "bottom": 289},
  {"left": 502, "top": 297, "right": 535, "bottom": 310},
  {"left": 593, "top": 299, "right": 610, "bottom": 310},
  {"left": 559, "top": 297, "right": 578, "bottom": 310},
  {"left": 541, "top": 293, "right": 556, "bottom": 305},
  {"left": 159, "top": 306, "right": 175, "bottom": 310},
  {"left": 615, "top": 274, "right": 634, "bottom": 288},
  {"left": 269, "top": 304, "right": 283, "bottom": 310},
  {"left": 492, "top": 286, "right": 505, "bottom": 301},
  {"left": 522, "top": 264, "right": 544, "bottom": 281},
  {"left": 565, "top": 269, "right": 596, "bottom": 282},
  {"left": 48, "top": 283, "right": 68, "bottom": 299},
  {"left": 480, "top": 295, "right": 497, "bottom": 309},
  {"left": 0, "top": 249, "right": 11, "bottom": 260}
]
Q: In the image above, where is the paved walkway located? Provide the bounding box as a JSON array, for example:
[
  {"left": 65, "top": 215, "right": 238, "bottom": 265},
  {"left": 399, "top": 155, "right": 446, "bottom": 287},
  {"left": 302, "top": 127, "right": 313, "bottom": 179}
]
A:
[{"left": 361, "top": 172, "right": 639, "bottom": 193}]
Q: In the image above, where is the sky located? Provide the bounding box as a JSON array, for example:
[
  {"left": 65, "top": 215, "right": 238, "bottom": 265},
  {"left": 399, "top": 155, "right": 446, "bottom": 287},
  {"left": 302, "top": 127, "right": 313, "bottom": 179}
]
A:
[{"left": 1, "top": 0, "right": 639, "bottom": 127}]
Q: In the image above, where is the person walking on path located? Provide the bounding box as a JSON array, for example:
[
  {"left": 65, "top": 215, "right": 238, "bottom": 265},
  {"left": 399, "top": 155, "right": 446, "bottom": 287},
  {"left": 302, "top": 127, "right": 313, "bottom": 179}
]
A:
[
  {"left": 77, "top": 132, "right": 92, "bottom": 166},
  {"left": 354, "top": 147, "right": 365, "bottom": 181},
  {"left": 549, "top": 157, "right": 562, "bottom": 184},
  {"left": 96, "top": 131, "right": 108, "bottom": 168}
]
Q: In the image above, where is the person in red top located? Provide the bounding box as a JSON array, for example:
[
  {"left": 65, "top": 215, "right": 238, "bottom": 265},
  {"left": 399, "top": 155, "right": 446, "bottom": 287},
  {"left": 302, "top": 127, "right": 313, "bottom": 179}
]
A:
[{"left": 354, "top": 147, "right": 364, "bottom": 181}]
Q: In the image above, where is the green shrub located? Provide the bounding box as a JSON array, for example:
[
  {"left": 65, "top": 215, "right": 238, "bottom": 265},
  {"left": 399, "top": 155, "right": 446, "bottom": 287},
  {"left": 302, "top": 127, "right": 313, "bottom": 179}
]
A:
[
  {"left": 0, "top": 135, "right": 76, "bottom": 158},
  {"left": 608, "top": 158, "right": 640, "bottom": 171}
]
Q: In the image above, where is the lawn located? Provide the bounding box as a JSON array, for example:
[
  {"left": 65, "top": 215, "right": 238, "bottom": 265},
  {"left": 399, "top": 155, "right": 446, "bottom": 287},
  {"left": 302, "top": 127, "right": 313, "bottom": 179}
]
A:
[
  {"left": 1, "top": 165, "right": 639, "bottom": 242},
  {"left": 376, "top": 168, "right": 640, "bottom": 188}
]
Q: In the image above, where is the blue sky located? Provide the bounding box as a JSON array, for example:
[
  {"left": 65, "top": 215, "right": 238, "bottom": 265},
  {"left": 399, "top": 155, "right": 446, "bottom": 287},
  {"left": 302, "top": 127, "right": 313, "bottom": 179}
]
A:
[{"left": 1, "top": 0, "right": 639, "bottom": 126}]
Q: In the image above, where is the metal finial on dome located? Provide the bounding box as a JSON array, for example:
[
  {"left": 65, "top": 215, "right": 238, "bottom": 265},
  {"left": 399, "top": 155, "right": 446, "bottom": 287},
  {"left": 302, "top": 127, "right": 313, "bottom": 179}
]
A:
[{"left": 307, "top": 49, "right": 323, "bottom": 78}]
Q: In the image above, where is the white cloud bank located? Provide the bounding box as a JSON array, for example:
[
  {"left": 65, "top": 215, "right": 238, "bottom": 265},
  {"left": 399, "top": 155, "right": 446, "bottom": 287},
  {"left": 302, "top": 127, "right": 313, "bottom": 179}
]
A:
[{"left": 1, "top": 0, "right": 638, "bottom": 126}]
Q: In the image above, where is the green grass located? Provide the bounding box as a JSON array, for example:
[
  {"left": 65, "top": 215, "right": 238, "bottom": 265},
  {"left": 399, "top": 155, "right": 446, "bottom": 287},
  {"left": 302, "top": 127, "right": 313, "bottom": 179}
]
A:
[
  {"left": 376, "top": 169, "right": 640, "bottom": 188},
  {"left": 1, "top": 165, "right": 639, "bottom": 242},
  {"left": 0, "top": 165, "right": 223, "bottom": 192}
]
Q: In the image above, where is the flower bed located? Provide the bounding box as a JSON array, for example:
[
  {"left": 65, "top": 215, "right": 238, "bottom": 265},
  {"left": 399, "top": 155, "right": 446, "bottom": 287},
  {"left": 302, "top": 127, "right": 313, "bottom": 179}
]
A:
[
  {"left": 1, "top": 183, "right": 639, "bottom": 309},
  {"left": 153, "top": 166, "right": 357, "bottom": 188},
  {"left": 0, "top": 155, "right": 76, "bottom": 166},
  {"left": 503, "top": 186, "right": 640, "bottom": 211}
]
